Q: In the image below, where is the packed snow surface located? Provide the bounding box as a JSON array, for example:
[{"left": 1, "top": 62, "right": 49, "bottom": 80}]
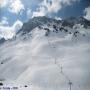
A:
[{"left": 0, "top": 17, "right": 90, "bottom": 90}]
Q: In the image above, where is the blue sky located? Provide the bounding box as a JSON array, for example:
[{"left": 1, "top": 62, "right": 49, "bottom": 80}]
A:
[
  {"left": 0, "top": 0, "right": 90, "bottom": 26},
  {"left": 57, "top": 0, "right": 90, "bottom": 18}
]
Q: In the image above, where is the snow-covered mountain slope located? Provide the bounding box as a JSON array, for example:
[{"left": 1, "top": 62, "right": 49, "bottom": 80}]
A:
[{"left": 0, "top": 16, "right": 90, "bottom": 90}]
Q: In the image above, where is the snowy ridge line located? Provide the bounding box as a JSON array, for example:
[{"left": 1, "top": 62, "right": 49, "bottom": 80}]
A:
[{"left": 46, "top": 35, "right": 74, "bottom": 90}]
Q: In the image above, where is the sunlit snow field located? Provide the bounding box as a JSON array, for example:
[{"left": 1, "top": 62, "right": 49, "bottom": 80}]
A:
[{"left": 0, "top": 27, "right": 90, "bottom": 90}]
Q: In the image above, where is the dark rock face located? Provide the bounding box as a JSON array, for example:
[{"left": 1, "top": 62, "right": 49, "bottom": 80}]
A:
[
  {"left": 0, "top": 38, "right": 5, "bottom": 44},
  {"left": 44, "top": 28, "right": 50, "bottom": 36},
  {"left": 18, "top": 16, "right": 90, "bottom": 35},
  {"left": 18, "top": 16, "right": 61, "bottom": 34},
  {"left": 0, "top": 82, "right": 3, "bottom": 86}
]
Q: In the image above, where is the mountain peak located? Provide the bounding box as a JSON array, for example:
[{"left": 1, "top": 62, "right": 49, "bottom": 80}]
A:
[
  {"left": 18, "top": 16, "right": 90, "bottom": 35},
  {"left": 18, "top": 16, "right": 61, "bottom": 34}
]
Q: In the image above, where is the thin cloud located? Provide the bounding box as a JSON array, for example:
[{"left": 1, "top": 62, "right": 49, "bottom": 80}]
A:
[
  {"left": 0, "top": 0, "right": 25, "bottom": 14},
  {"left": 27, "top": 8, "right": 32, "bottom": 19},
  {"left": 0, "top": 20, "right": 23, "bottom": 40},
  {"left": 32, "top": 0, "right": 80, "bottom": 18},
  {"left": 8, "top": 0, "right": 25, "bottom": 14},
  {"left": 0, "top": 0, "right": 8, "bottom": 8},
  {"left": 84, "top": 6, "right": 90, "bottom": 20},
  {"left": 0, "top": 17, "right": 9, "bottom": 26}
]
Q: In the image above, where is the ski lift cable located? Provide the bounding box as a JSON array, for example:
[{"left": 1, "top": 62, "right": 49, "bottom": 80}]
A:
[{"left": 46, "top": 36, "right": 74, "bottom": 89}]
